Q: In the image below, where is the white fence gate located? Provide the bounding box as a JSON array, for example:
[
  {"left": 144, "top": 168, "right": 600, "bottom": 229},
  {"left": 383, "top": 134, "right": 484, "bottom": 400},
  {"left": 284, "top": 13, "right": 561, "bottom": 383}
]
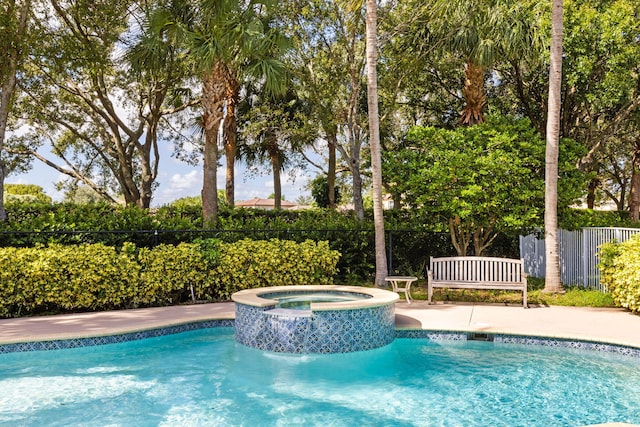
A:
[{"left": 519, "top": 227, "right": 640, "bottom": 291}]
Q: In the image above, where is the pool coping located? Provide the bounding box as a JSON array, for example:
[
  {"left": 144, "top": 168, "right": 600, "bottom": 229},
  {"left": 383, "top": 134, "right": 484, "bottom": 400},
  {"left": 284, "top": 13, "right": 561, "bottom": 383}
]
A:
[{"left": 231, "top": 284, "right": 399, "bottom": 310}]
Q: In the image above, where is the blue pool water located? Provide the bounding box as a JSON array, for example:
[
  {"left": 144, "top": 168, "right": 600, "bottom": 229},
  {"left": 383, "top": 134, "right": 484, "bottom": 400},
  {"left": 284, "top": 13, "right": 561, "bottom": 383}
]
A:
[
  {"left": 1, "top": 328, "right": 639, "bottom": 426},
  {"left": 265, "top": 291, "right": 371, "bottom": 310}
]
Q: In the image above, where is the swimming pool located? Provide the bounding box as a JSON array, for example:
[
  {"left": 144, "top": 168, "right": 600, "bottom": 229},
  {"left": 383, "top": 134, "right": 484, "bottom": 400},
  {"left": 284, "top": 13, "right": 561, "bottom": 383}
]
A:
[{"left": 1, "top": 327, "right": 639, "bottom": 426}]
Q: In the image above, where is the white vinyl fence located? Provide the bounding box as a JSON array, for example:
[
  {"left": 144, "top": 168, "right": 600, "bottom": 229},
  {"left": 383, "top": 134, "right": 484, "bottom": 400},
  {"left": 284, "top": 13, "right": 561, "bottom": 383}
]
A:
[{"left": 519, "top": 227, "right": 640, "bottom": 291}]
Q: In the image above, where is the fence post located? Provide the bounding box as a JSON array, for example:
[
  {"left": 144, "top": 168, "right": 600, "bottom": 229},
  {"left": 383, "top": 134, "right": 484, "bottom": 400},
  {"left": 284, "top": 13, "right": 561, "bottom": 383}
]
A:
[{"left": 154, "top": 230, "right": 159, "bottom": 247}]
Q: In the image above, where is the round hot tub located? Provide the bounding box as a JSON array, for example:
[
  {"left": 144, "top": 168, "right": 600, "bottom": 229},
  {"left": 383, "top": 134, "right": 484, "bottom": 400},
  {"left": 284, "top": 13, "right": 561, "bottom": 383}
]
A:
[{"left": 232, "top": 285, "right": 399, "bottom": 354}]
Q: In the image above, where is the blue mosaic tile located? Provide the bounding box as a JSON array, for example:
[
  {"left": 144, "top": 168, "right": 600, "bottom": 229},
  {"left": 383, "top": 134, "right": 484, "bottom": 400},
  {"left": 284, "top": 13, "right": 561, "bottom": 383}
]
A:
[
  {"left": 235, "top": 302, "right": 396, "bottom": 354},
  {"left": 492, "top": 334, "right": 640, "bottom": 357},
  {"left": 395, "top": 330, "right": 469, "bottom": 341},
  {"left": 0, "top": 319, "right": 234, "bottom": 354},
  {"left": 395, "top": 329, "right": 640, "bottom": 358}
]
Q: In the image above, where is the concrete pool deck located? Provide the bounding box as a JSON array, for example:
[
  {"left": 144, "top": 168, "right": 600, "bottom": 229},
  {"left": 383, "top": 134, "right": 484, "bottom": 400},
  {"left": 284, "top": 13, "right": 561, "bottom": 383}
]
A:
[{"left": 1, "top": 301, "right": 639, "bottom": 349}]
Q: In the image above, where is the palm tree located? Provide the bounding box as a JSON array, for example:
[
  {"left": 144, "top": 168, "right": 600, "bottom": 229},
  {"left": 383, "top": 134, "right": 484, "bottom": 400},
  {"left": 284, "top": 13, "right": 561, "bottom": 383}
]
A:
[
  {"left": 157, "top": 0, "right": 287, "bottom": 225},
  {"left": 543, "top": 0, "right": 564, "bottom": 294},
  {"left": 427, "top": 0, "right": 542, "bottom": 125},
  {"left": 365, "top": 0, "right": 388, "bottom": 285},
  {"left": 238, "top": 85, "right": 315, "bottom": 209}
]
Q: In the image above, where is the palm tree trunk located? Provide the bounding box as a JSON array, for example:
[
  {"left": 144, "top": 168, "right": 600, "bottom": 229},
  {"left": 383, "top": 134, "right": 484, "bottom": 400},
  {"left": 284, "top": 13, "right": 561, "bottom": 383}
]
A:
[
  {"left": 201, "top": 63, "right": 226, "bottom": 226},
  {"left": 543, "top": 0, "right": 564, "bottom": 294},
  {"left": 366, "top": 0, "right": 388, "bottom": 285},
  {"left": 460, "top": 61, "right": 486, "bottom": 126},
  {"left": 223, "top": 74, "right": 239, "bottom": 208},
  {"left": 271, "top": 154, "right": 282, "bottom": 210},
  {"left": 266, "top": 132, "right": 282, "bottom": 209}
]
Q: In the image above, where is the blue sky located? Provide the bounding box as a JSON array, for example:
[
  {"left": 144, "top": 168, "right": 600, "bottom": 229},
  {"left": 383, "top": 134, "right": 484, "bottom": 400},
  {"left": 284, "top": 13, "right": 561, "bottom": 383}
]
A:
[{"left": 6, "top": 143, "right": 313, "bottom": 207}]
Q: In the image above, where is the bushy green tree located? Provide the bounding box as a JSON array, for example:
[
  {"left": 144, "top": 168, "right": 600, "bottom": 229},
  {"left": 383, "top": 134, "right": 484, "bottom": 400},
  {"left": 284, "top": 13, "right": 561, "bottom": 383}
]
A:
[
  {"left": 4, "top": 183, "right": 51, "bottom": 203},
  {"left": 310, "top": 175, "right": 341, "bottom": 208},
  {"left": 385, "top": 115, "right": 586, "bottom": 255}
]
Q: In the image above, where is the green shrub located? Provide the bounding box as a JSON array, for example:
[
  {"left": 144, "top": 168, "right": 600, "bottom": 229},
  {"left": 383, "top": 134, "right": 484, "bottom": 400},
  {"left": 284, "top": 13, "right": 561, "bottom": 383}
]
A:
[
  {"left": 599, "top": 236, "right": 640, "bottom": 313},
  {"left": 0, "top": 238, "right": 341, "bottom": 317},
  {"left": 211, "top": 239, "right": 341, "bottom": 299},
  {"left": 137, "top": 243, "right": 209, "bottom": 305},
  {"left": 0, "top": 244, "right": 140, "bottom": 316}
]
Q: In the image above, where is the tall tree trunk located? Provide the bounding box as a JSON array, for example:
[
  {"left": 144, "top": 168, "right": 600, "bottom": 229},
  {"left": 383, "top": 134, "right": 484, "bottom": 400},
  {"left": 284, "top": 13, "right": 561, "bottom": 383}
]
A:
[
  {"left": 543, "top": 0, "right": 564, "bottom": 294},
  {"left": 265, "top": 132, "right": 282, "bottom": 209},
  {"left": 352, "top": 155, "right": 365, "bottom": 220},
  {"left": 271, "top": 157, "right": 282, "bottom": 209},
  {"left": 0, "top": 165, "right": 7, "bottom": 222},
  {"left": 201, "top": 64, "right": 226, "bottom": 226},
  {"left": 223, "top": 75, "right": 239, "bottom": 208},
  {"left": 0, "top": 0, "right": 30, "bottom": 222},
  {"left": 460, "top": 61, "right": 486, "bottom": 126},
  {"left": 365, "top": 0, "right": 388, "bottom": 285},
  {"left": 139, "top": 125, "right": 158, "bottom": 209},
  {"left": 586, "top": 178, "right": 598, "bottom": 210},
  {"left": 327, "top": 131, "right": 337, "bottom": 209},
  {"left": 628, "top": 137, "right": 640, "bottom": 221}
]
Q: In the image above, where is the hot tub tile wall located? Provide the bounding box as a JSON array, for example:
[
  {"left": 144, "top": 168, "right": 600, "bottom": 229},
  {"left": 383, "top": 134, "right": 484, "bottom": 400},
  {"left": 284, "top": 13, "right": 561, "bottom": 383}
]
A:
[{"left": 234, "top": 302, "right": 396, "bottom": 353}]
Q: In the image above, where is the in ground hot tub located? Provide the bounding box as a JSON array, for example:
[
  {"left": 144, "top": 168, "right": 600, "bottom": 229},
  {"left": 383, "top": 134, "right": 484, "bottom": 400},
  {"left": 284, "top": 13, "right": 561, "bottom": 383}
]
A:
[{"left": 232, "top": 285, "right": 399, "bottom": 353}]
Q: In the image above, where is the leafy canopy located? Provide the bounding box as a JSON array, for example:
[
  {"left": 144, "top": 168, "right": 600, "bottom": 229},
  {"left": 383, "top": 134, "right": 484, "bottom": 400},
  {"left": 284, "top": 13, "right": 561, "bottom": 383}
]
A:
[{"left": 385, "top": 115, "right": 586, "bottom": 253}]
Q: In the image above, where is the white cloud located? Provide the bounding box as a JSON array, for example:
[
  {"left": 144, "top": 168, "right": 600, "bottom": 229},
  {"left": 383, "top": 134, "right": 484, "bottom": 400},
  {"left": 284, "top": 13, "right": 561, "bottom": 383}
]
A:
[{"left": 153, "top": 169, "right": 202, "bottom": 206}]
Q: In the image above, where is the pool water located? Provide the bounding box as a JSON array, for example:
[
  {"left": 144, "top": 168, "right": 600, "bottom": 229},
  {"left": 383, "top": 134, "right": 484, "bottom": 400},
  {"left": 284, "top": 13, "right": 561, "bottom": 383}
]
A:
[
  {"left": 265, "top": 291, "right": 371, "bottom": 310},
  {"left": 1, "top": 328, "right": 639, "bottom": 427}
]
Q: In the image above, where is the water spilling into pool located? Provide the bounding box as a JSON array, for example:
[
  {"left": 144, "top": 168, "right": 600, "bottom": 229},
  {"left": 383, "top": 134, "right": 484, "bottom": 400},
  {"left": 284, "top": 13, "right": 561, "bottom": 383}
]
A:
[{"left": 1, "top": 328, "right": 639, "bottom": 426}]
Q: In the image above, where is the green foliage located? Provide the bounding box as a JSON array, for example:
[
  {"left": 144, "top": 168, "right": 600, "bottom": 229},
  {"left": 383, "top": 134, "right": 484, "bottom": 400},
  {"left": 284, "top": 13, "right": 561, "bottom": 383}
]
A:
[
  {"left": 310, "top": 175, "right": 341, "bottom": 208},
  {"left": 0, "top": 243, "right": 140, "bottom": 316},
  {"left": 0, "top": 239, "right": 340, "bottom": 317},
  {"left": 385, "top": 115, "right": 586, "bottom": 254},
  {"left": 137, "top": 243, "right": 209, "bottom": 305},
  {"left": 598, "top": 236, "right": 640, "bottom": 313},
  {"left": 559, "top": 208, "right": 635, "bottom": 230},
  {"left": 0, "top": 199, "right": 525, "bottom": 282},
  {"left": 212, "top": 239, "right": 340, "bottom": 299},
  {"left": 3, "top": 184, "right": 52, "bottom": 203}
]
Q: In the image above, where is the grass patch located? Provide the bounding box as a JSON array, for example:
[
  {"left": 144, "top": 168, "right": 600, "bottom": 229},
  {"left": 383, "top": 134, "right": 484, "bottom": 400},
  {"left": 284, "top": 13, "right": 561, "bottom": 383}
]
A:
[{"left": 401, "top": 277, "right": 616, "bottom": 308}]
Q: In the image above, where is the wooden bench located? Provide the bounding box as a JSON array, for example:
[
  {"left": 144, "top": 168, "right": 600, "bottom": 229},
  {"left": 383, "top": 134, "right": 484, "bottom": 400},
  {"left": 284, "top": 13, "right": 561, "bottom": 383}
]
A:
[{"left": 427, "top": 256, "right": 528, "bottom": 308}]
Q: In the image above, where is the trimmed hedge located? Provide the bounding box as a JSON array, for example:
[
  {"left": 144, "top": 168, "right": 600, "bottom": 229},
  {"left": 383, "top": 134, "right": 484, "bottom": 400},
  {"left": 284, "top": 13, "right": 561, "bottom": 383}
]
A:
[
  {"left": 599, "top": 236, "right": 640, "bottom": 313},
  {"left": 0, "top": 239, "right": 340, "bottom": 318},
  {"left": 212, "top": 239, "right": 340, "bottom": 299}
]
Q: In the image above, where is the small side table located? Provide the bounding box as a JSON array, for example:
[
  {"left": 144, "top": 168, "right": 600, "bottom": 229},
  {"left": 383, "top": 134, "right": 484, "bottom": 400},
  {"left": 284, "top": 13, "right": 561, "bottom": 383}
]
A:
[{"left": 384, "top": 276, "right": 418, "bottom": 304}]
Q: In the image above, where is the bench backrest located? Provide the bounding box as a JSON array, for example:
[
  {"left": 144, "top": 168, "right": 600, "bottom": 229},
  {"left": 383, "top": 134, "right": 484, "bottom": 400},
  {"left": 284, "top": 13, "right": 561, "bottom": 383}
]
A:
[{"left": 430, "top": 256, "right": 524, "bottom": 283}]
